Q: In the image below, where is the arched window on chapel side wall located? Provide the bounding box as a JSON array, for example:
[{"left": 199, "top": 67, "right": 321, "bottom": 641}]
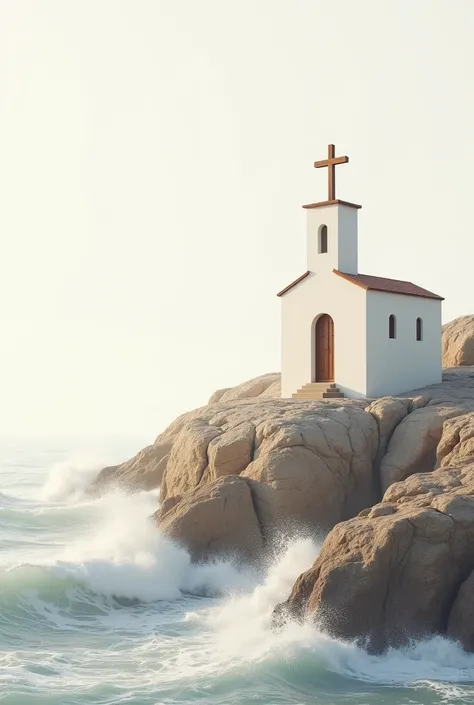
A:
[
  {"left": 319, "top": 225, "right": 328, "bottom": 254},
  {"left": 416, "top": 317, "right": 423, "bottom": 341},
  {"left": 389, "top": 314, "right": 396, "bottom": 339}
]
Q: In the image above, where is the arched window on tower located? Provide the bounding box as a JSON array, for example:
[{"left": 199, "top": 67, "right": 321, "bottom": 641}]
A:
[
  {"left": 416, "top": 317, "right": 423, "bottom": 341},
  {"left": 319, "top": 225, "right": 328, "bottom": 254},
  {"left": 389, "top": 314, "right": 396, "bottom": 339}
]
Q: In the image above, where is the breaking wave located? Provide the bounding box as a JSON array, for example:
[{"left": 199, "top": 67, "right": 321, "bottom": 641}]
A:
[
  {"left": 38, "top": 453, "right": 107, "bottom": 502},
  {"left": 2, "top": 448, "right": 474, "bottom": 704},
  {"left": 2, "top": 491, "right": 255, "bottom": 604}
]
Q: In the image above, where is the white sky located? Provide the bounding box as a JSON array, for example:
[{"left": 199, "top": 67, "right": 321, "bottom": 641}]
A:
[{"left": 1, "top": 0, "right": 473, "bottom": 437}]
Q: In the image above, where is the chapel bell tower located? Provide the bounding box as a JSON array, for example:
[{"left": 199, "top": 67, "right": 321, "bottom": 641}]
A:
[{"left": 305, "top": 144, "right": 361, "bottom": 275}]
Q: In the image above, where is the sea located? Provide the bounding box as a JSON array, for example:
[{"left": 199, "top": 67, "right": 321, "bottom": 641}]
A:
[{"left": 1, "top": 437, "right": 474, "bottom": 705}]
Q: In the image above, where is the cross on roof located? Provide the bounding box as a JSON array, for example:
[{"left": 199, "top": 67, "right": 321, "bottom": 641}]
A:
[{"left": 314, "top": 144, "right": 349, "bottom": 202}]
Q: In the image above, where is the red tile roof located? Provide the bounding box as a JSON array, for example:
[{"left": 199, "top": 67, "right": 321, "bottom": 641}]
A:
[
  {"left": 276, "top": 271, "right": 310, "bottom": 297},
  {"left": 333, "top": 270, "right": 444, "bottom": 300},
  {"left": 277, "top": 269, "right": 444, "bottom": 300}
]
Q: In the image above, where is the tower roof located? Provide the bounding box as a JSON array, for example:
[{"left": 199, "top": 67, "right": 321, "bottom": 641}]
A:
[{"left": 302, "top": 199, "right": 361, "bottom": 210}]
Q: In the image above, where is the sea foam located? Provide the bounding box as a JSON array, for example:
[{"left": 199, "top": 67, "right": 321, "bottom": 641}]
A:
[
  {"left": 38, "top": 453, "right": 107, "bottom": 502},
  {"left": 39, "top": 490, "right": 255, "bottom": 602},
  {"left": 6, "top": 455, "right": 474, "bottom": 703}
]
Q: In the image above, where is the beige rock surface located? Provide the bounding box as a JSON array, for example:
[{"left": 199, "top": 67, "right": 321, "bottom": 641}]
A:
[
  {"left": 96, "top": 368, "right": 474, "bottom": 501},
  {"left": 205, "top": 421, "right": 256, "bottom": 480},
  {"left": 378, "top": 402, "right": 461, "bottom": 493},
  {"left": 208, "top": 388, "right": 231, "bottom": 404},
  {"left": 159, "top": 418, "right": 222, "bottom": 499},
  {"left": 442, "top": 315, "right": 474, "bottom": 367},
  {"left": 371, "top": 367, "right": 474, "bottom": 493},
  {"left": 91, "top": 442, "right": 172, "bottom": 494},
  {"left": 154, "top": 475, "right": 264, "bottom": 562},
  {"left": 447, "top": 569, "right": 474, "bottom": 651},
  {"left": 365, "top": 396, "right": 412, "bottom": 466},
  {"left": 274, "top": 427, "right": 474, "bottom": 651},
  {"left": 155, "top": 379, "right": 474, "bottom": 559},
  {"left": 208, "top": 373, "right": 281, "bottom": 404},
  {"left": 404, "top": 366, "right": 474, "bottom": 405},
  {"left": 436, "top": 412, "right": 474, "bottom": 468},
  {"left": 240, "top": 405, "right": 379, "bottom": 531},
  {"left": 159, "top": 400, "right": 378, "bottom": 536}
]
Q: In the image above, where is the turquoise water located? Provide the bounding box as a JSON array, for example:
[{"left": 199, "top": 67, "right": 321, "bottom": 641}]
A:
[{"left": 2, "top": 440, "right": 474, "bottom": 704}]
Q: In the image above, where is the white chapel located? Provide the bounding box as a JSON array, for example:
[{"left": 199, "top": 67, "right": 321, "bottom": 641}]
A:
[{"left": 278, "top": 144, "right": 443, "bottom": 400}]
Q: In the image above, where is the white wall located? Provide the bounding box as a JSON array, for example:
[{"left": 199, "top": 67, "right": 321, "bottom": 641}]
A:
[
  {"left": 306, "top": 203, "right": 358, "bottom": 274},
  {"left": 306, "top": 206, "right": 338, "bottom": 271},
  {"left": 281, "top": 271, "right": 367, "bottom": 397},
  {"left": 337, "top": 206, "right": 359, "bottom": 274},
  {"left": 366, "top": 291, "right": 442, "bottom": 396}
]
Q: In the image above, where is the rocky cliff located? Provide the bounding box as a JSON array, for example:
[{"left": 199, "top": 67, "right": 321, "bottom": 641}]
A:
[
  {"left": 273, "top": 409, "right": 474, "bottom": 651},
  {"left": 91, "top": 316, "right": 474, "bottom": 651}
]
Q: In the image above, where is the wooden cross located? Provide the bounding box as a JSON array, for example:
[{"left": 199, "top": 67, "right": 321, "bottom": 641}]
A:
[{"left": 314, "top": 144, "right": 349, "bottom": 202}]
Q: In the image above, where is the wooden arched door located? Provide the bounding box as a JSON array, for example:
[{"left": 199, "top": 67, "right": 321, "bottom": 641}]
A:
[{"left": 315, "top": 314, "right": 334, "bottom": 382}]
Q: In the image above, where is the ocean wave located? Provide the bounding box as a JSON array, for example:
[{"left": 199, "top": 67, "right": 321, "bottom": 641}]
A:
[
  {"left": 38, "top": 453, "right": 108, "bottom": 502},
  {"left": 3, "top": 461, "right": 474, "bottom": 703},
  {"left": 1, "top": 491, "right": 255, "bottom": 610},
  {"left": 179, "top": 539, "right": 474, "bottom": 697}
]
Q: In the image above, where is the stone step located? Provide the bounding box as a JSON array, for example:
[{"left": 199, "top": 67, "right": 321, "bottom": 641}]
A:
[
  {"left": 292, "top": 381, "right": 345, "bottom": 401},
  {"left": 295, "top": 386, "right": 341, "bottom": 394},
  {"left": 300, "top": 382, "right": 336, "bottom": 389},
  {"left": 294, "top": 390, "right": 341, "bottom": 398}
]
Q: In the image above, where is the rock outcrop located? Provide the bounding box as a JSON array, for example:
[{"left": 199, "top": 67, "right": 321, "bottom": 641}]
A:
[
  {"left": 442, "top": 315, "right": 474, "bottom": 367},
  {"left": 90, "top": 442, "right": 172, "bottom": 495},
  {"left": 93, "top": 365, "right": 474, "bottom": 562},
  {"left": 274, "top": 416, "right": 474, "bottom": 651},
  {"left": 159, "top": 400, "right": 379, "bottom": 539},
  {"left": 436, "top": 412, "right": 474, "bottom": 468},
  {"left": 154, "top": 475, "right": 264, "bottom": 562},
  {"left": 153, "top": 369, "right": 474, "bottom": 556},
  {"left": 208, "top": 372, "right": 281, "bottom": 404},
  {"left": 378, "top": 402, "right": 459, "bottom": 492}
]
